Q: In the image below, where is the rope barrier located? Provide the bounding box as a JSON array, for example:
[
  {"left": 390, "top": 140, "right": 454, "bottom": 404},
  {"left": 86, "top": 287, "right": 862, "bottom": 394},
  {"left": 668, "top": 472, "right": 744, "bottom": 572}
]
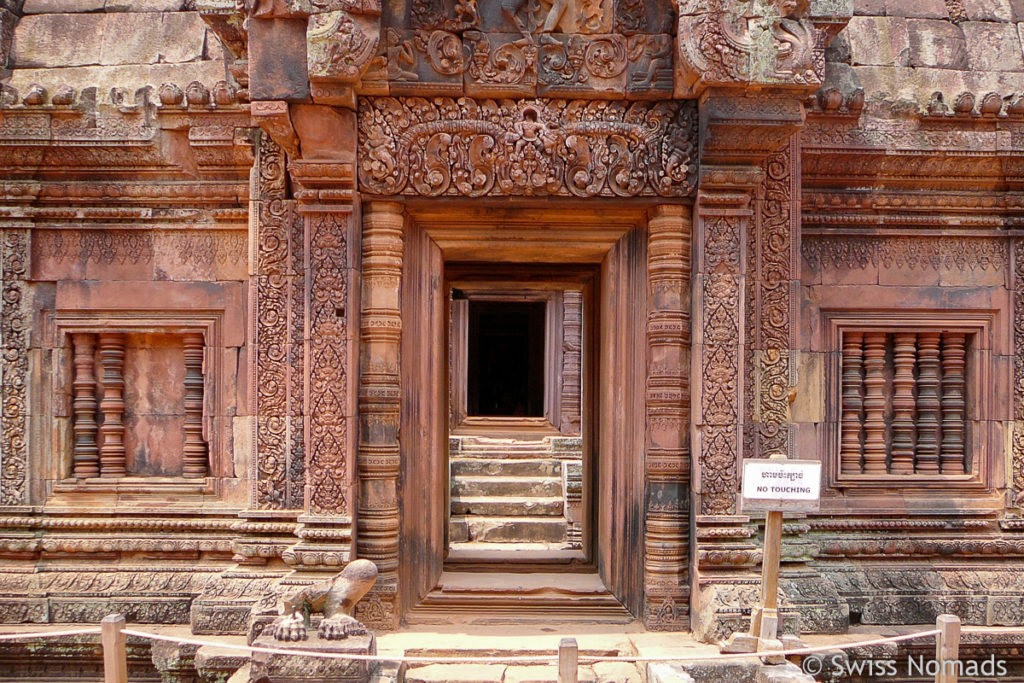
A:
[
  {"left": 0, "top": 627, "right": 101, "bottom": 641},
  {"left": 112, "top": 626, "right": 942, "bottom": 665}
]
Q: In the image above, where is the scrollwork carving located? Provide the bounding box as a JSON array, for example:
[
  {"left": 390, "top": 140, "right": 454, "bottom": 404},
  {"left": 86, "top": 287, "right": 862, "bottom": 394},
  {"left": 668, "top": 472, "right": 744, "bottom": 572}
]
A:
[{"left": 357, "top": 96, "right": 696, "bottom": 198}]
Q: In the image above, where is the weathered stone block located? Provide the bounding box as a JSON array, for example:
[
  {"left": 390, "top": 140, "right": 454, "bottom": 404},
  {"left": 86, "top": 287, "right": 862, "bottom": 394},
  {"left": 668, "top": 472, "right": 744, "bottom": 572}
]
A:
[
  {"left": 907, "top": 19, "right": 968, "bottom": 68},
  {"left": 845, "top": 16, "right": 910, "bottom": 66},
  {"left": 405, "top": 664, "right": 507, "bottom": 682},
  {"left": 250, "top": 632, "right": 376, "bottom": 682},
  {"left": 963, "top": 21, "right": 1024, "bottom": 71},
  {"left": 105, "top": 0, "right": 185, "bottom": 9},
  {"left": 22, "top": 0, "right": 103, "bottom": 13},
  {"left": 963, "top": 0, "right": 1015, "bottom": 21},
  {"left": 6, "top": 60, "right": 227, "bottom": 100},
  {"left": 247, "top": 16, "right": 311, "bottom": 102},
  {"left": 13, "top": 12, "right": 208, "bottom": 68},
  {"left": 884, "top": 0, "right": 948, "bottom": 17},
  {"left": 852, "top": 0, "right": 885, "bottom": 14}
]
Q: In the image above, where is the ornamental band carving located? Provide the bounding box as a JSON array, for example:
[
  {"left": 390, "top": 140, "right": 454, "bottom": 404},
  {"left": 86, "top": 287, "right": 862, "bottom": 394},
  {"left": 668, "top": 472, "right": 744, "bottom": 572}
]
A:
[{"left": 357, "top": 97, "right": 697, "bottom": 198}]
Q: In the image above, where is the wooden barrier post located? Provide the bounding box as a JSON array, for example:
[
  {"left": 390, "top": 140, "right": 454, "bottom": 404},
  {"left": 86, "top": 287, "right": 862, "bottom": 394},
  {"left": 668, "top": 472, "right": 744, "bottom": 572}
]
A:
[
  {"left": 558, "top": 637, "right": 578, "bottom": 683},
  {"left": 101, "top": 614, "right": 128, "bottom": 683},
  {"left": 935, "top": 614, "right": 961, "bottom": 683}
]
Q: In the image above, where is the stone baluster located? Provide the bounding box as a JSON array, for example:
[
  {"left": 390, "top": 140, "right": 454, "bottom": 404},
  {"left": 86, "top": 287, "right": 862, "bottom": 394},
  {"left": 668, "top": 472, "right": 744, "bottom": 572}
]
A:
[
  {"left": 861, "top": 332, "right": 887, "bottom": 474},
  {"left": 840, "top": 332, "right": 865, "bottom": 474},
  {"left": 940, "top": 332, "right": 967, "bottom": 474},
  {"left": 915, "top": 332, "right": 942, "bottom": 473},
  {"left": 97, "top": 333, "right": 127, "bottom": 478},
  {"left": 890, "top": 332, "right": 917, "bottom": 474},
  {"left": 182, "top": 332, "right": 210, "bottom": 478},
  {"left": 71, "top": 333, "right": 100, "bottom": 478}
]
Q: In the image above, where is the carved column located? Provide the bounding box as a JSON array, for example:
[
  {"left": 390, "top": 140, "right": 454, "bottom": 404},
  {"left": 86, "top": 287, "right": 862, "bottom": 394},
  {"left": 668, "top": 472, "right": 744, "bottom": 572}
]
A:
[
  {"left": 97, "top": 333, "right": 127, "bottom": 478},
  {"left": 860, "top": 332, "right": 887, "bottom": 474},
  {"left": 1, "top": 229, "right": 29, "bottom": 504},
  {"left": 71, "top": 333, "right": 100, "bottom": 479},
  {"left": 182, "top": 332, "right": 210, "bottom": 478},
  {"left": 915, "top": 332, "right": 942, "bottom": 474},
  {"left": 644, "top": 205, "right": 691, "bottom": 631},
  {"left": 940, "top": 332, "right": 966, "bottom": 475},
  {"left": 891, "top": 332, "right": 917, "bottom": 475},
  {"left": 356, "top": 201, "right": 403, "bottom": 629},
  {"left": 840, "top": 332, "right": 864, "bottom": 474}
]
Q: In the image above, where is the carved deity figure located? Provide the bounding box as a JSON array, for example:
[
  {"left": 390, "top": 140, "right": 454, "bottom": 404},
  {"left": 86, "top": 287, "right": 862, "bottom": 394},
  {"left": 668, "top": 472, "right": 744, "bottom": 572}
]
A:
[{"left": 269, "top": 559, "right": 379, "bottom": 641}]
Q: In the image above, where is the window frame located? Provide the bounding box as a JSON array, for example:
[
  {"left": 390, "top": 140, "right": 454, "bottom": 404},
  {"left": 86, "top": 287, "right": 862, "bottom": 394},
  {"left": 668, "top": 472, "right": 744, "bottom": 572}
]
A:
[{"left": 823, "top": 310, "right": 996, "bottom": 497}]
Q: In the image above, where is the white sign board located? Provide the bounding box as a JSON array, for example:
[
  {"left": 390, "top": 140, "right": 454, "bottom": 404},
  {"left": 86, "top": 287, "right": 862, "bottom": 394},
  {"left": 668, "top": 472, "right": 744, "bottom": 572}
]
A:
[{"left": 741, "top": 459, "right": 822, "bottom": 513}]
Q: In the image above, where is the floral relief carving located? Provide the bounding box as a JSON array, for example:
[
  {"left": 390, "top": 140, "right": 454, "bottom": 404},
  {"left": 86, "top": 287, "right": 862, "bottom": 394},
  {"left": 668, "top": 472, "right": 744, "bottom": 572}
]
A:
[
  {"left": 357, "top": 96, "right": 696, "bottom": 198},
  {"left": 802, "top": 236, "right": 1008, "bottom": 272},
  {"left": 1, "top": 229, "right": 27, "bottom": 506},
  {"left": 1014, "top": 241, "right": 1024, "bottom": 502},
  {"left": 307, "top": 211, "right": 351, "bottom": 516}
]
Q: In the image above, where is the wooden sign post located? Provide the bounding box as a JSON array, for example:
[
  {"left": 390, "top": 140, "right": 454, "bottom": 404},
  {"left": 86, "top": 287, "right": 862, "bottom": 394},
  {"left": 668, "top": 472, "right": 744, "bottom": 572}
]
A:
[{"left": 722, "top": 453, "right": 821, "bottom": 658}]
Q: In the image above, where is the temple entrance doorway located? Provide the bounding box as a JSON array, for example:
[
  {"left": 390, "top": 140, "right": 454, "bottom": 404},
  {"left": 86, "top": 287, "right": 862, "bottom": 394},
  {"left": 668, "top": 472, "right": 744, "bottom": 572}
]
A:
[
  {"left": 398, "top": 206, "right": 665, "bottom": 625},
  {"left": 445, "top": 268, "right": 593, "bottom": 566}
]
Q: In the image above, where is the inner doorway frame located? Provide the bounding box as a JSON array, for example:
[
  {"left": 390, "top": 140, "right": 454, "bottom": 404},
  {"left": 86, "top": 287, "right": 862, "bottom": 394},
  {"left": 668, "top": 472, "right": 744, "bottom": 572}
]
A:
[{"left": 391, "top": 201, "right": 691, "bottom": 629}]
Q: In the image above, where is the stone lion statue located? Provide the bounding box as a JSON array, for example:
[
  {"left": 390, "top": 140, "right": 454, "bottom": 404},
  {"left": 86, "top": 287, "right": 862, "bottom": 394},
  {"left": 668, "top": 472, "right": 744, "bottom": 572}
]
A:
[{"left": 269, "top": 559, "right": 379, "bottom": 642}]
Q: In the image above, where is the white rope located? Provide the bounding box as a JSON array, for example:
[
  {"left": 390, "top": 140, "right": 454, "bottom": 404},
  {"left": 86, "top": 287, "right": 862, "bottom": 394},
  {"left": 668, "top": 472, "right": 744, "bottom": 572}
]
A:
[
  {"left": 0, "top": 627, "right": 101, "bottom": 641},
  {"left": 119, "top": 626, "right": 942, "bottom": 665}
]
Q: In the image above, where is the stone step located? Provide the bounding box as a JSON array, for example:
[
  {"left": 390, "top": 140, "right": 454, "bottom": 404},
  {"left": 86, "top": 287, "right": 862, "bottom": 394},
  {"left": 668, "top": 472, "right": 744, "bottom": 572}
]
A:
[
  {"left": 450, "top": 515, "right": 568, "bottom": 543},
  {"left": 450, "top": 496, "right": 564, "bottom": 517},
  {"left": 451, "top": 458, "right": 561, "bottom": 478},
  {"left": 451, "top": 476, "right": 562, "bottom": 498}
]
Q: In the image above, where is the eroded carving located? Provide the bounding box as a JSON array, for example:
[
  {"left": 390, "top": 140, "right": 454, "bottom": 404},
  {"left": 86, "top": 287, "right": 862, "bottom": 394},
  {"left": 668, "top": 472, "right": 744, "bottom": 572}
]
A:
[
  {"left": 677, "top": 0, "right": 823, "bottom": 97},
  {"left": 269, "top": 559, "right": 378, "bottom": 641}
]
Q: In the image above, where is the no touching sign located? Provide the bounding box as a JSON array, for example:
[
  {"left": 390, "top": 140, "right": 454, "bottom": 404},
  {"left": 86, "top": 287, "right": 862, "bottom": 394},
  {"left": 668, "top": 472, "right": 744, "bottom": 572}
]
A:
[{"left": 741, "top": 459, "right": 822, "bottom": 513}]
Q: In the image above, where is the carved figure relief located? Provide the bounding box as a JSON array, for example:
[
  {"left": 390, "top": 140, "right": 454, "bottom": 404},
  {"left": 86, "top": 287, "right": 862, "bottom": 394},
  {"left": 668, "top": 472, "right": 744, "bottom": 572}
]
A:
[{"left": 357, "top": 96, "right": 696, "bottom": 197}]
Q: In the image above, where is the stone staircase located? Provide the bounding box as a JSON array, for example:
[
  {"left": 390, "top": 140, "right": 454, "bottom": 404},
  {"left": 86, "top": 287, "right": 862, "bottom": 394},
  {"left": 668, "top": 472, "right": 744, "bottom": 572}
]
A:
[{"left": 449, "top": 456, "right": 569, "bottom": 547}]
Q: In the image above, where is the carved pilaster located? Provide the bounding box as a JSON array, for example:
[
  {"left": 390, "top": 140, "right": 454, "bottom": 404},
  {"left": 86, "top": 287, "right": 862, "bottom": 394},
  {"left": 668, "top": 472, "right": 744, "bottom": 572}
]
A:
[
  {"left": 356, "top": 201, "right": 403, "bottom": 630},
  {"left": 282, "top": 153, "right": 358, "bottom": 571},
  {"left": 252, "top": 132, "right": 306, "bottom": 511},
  {"left": 644, "top": 205, "right": 691, "bottom": 631},
  {"left": 97, "top": 333, "right": 127, "bottom": 478},
  {"left": 182, "top": 333, "right": 210, "bottom": 479},
  {"left": 1, "top": 228, "right": 29, "bottom": 504},
  {"left": 71, "top": 333, "right": 99, "bottom": 479},
  {"left": 915, "top": 332, "right": 941, "bottom": 474},
  {"left": 750, "top": 141, "right": 798, "bottom": 459},
  {"left": 693, "top": 166, "right": 758, "bottom": 517}
]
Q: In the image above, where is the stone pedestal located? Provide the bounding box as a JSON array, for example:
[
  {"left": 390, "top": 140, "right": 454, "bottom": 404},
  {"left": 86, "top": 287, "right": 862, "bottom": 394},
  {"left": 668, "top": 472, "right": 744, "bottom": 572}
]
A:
[{"left": 250, "top": 633, "right": 376, "bottom": 683}]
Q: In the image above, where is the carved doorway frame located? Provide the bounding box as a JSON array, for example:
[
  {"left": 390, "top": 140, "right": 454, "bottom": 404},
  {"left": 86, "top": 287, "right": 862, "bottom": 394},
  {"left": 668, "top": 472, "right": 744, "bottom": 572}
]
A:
[{"left": 359, "top": 201, "right": 692, "bottom": 629}]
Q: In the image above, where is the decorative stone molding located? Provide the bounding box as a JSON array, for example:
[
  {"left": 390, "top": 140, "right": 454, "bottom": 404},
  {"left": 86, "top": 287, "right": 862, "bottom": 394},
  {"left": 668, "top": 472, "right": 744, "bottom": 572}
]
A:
[{"left": 357, "top": 96, "right": 697, "bottom": 198}]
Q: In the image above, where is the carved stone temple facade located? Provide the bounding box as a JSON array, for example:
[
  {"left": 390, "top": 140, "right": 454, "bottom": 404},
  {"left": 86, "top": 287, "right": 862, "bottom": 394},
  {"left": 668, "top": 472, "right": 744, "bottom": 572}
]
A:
[{"left": 6, "top": 0, "right": 1024, "bottom": 677}]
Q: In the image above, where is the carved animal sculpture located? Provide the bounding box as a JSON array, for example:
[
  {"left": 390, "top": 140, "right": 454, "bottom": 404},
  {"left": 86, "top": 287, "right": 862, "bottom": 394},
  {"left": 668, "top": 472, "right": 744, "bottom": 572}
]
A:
[{"left": 269, "top": 559, "right": 379, "bottom": 642}]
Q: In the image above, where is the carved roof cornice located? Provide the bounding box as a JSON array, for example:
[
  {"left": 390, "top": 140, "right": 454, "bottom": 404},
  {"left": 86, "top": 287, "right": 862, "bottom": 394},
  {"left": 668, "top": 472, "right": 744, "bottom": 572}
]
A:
[{"left": 0, "top": 83, "right": 255, "bottom": 183}]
